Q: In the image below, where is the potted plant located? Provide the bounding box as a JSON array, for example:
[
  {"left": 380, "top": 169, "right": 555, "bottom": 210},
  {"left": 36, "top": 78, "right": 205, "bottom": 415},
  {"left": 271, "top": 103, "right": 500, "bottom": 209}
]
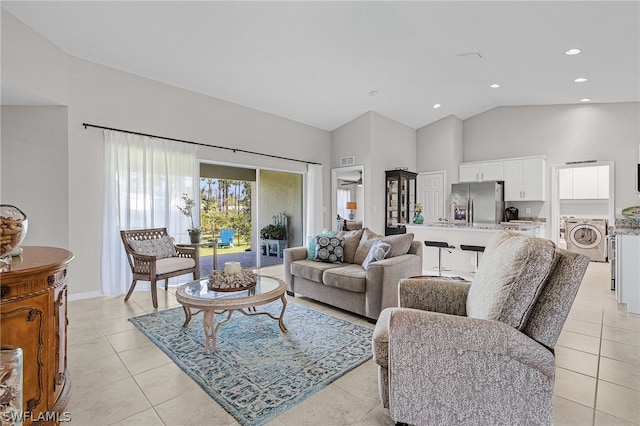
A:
[
  {"left": 259, "top": 224, "right": 287, "bottom": 240},
  {"left": 177, "top": 193, "right": 201, "bottom": 243}
]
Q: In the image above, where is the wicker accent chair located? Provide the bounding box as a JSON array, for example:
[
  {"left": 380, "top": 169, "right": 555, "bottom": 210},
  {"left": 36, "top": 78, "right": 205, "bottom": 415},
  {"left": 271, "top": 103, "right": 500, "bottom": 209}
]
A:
[
  {"left": 373, "top": 231, "right": 590, "bottom": 425},
  {"left": 120, "top": 228, "right": 199, "bottom": 308}
]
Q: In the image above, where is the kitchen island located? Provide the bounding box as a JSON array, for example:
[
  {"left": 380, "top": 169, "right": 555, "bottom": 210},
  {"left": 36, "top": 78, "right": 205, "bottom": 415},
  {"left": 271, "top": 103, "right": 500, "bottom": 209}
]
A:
[{"left": 406, "top": 222, "right": 545, "bottom": 278}]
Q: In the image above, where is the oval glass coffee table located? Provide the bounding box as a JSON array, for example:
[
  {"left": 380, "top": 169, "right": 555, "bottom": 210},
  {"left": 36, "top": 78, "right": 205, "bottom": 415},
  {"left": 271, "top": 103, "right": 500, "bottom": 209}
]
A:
[{"left": 175, "top": 275, "right": 287, "bottom": 353}]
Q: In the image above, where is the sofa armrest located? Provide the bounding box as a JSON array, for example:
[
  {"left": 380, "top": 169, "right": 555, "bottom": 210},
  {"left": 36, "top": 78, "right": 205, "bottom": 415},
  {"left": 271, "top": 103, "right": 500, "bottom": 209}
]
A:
[
  {"left": 283, "top": 247, "right": 308, "bottom": 293},
  {"left": 398, "top": 277, "right": 470, "bottom": 316},
  {"left": 386, "top": 308, "right": 555, "bottom": 425},
  {"left": 365, "top": 253, "right": 423, "bottom": 318}
]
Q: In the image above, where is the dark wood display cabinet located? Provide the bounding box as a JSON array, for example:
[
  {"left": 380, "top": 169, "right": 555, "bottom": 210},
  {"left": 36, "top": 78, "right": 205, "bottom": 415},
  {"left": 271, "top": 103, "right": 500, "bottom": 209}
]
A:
[
  {"left": 385, "top": 169, "right": 417, "bottom": 235},
  {"left": 1, "top": 246, "right": 73, "bottom": 425}
]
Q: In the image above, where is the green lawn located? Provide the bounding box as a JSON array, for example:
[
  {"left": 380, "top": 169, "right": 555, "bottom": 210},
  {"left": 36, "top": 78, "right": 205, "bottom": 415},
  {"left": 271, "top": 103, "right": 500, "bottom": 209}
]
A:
[
  {"left": 193, "top": 231, "right": 252, "bottom": 256},
  {"left": 199, "top": 243, "right": 251, "bottom": 256}
]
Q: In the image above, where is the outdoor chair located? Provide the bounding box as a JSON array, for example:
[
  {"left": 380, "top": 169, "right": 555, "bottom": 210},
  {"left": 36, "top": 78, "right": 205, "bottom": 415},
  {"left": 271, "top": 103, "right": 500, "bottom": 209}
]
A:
[
  {"left": 120, "top": 228, "right": 199, "bottom": 308},
  {"left": 373, "top": 230, "right": 590, "bottom": 425},
  {"left": 218, "top": 228, "right": 235, "bottom": 248}
]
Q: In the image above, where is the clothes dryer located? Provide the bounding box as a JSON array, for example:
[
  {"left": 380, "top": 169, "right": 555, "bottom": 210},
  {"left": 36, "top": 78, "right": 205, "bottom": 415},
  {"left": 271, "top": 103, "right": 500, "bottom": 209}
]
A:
[{"left": 566, "top": 218, "right": 608, "bottom": 262}]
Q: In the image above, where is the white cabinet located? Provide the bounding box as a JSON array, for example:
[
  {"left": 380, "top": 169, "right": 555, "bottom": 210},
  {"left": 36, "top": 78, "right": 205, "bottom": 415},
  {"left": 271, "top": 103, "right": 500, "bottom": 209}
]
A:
[
  {"left": 616, "top": 235, "right": 640, "bottom": 314},
  {"left": 559, "top": 165, "right": 609, "bottom": 199},
  {"left": 459, "top": 161, "right": 504, "bottom": 182},
  {"left": 504, "top": 157, "right": 546, "bottom": 201},
  {"left": 559, "top": 169, "right": 573, "bottom": 199}
]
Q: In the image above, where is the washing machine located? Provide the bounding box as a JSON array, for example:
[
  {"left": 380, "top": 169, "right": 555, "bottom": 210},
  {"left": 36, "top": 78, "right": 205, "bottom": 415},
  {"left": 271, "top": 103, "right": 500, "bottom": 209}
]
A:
[{"left": 565, "top": 218, "right": 608, "bottom": 262}]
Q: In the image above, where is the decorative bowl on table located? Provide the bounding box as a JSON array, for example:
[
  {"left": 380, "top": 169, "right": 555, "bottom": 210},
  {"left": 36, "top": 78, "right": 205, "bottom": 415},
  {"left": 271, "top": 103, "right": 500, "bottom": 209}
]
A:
[
  {"left": 208, "top": 269, "right": 257, "bottom": 292},
  {"left": 0, "top": 205, "right": 28, "bottom": 256}
]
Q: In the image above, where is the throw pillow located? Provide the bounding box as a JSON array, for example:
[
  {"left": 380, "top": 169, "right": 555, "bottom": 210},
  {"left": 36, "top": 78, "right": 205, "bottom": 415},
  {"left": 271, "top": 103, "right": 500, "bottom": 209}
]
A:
[
  {"left": 313, "top": 235, "right": 345, "bottom": 263},
  {"left": 306, "top": 230, "right": 337, "bottom": 259},
  {"left": 128, "top": 236, "right": 176, "bottom": 259},
  {"left": 354, "top": 228, "right": 383, "bottom": 265},
  {"left": 381, "top": 233, "right": 414, "bottom": 258},
  {"left": 336, "top": 228, "right": 364, "bottom": 263},
  {"left": 362, "top": 240, "right": 391, "bottom": 270}
]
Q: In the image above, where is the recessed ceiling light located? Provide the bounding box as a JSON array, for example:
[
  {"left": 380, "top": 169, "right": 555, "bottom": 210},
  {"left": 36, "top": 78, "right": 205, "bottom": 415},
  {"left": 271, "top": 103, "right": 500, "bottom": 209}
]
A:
[
  {"left": 566, "top": 48, "right": 581, "bottom": 55},
  {"left": 490, "top": 83, "right": 500, "bottom": 88},
  {"left": 369, "top": 90, "right": 379, "bottom": 96},
  {"left": 574, "top": 77, "right": 587, "bottom": 83},
  {"left": 580, "top": 98, "right": 592, "bottom": 102},
  {"left": 433, "top": 103, "right": 442, "bottom": 109}
]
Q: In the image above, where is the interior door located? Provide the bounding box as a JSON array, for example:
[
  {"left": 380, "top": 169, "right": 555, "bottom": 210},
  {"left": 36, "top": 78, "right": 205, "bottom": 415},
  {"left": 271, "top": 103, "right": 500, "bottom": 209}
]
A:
[{"left": 417, "top": 171, "right": 445, "bottom": 224}]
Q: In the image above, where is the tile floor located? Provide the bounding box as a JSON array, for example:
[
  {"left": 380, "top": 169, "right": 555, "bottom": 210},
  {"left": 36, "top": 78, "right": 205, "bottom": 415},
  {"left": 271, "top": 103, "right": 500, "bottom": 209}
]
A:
[{"left": 65, "top": 261, "right": 639, "bottom": 425}]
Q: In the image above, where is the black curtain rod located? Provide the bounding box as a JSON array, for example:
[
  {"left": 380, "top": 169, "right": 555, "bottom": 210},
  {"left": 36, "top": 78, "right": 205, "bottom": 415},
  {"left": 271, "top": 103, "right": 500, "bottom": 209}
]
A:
[{"left": 82, "top": 123, "right": 321, "bottom": 165}]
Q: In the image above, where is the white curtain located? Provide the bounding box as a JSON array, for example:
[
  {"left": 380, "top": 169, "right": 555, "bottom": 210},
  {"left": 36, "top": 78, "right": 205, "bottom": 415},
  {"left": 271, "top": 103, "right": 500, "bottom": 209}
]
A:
[
  {"left": 101, "top": 130, "right": 198, "bottom": 296},
  {"left": 337, "top": 189, "right": 351, "bottom": 219},
  {"left": 305, "top": 163, "right": 324, "bottom": 237}
]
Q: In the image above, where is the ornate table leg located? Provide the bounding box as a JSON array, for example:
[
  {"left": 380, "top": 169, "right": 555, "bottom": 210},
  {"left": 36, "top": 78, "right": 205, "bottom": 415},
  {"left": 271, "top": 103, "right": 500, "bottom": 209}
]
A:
[
  {"left": 278, "top": 293, "right": 288, "bottom": 332},
  {"left": 202, "top": 309, "right": 215, "bottom": 353},
  {"left": 182, "top": 305, "right": 192, "bottom": 327}
]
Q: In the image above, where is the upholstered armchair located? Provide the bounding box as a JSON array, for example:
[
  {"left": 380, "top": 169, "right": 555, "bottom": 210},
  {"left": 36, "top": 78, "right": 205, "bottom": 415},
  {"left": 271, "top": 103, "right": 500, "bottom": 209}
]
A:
[
  {"left": 120, "top": 228, "right": 199, "bottom": 308},
  {"left": 373, "top": 231, "right": 589, "bottom": 425}
]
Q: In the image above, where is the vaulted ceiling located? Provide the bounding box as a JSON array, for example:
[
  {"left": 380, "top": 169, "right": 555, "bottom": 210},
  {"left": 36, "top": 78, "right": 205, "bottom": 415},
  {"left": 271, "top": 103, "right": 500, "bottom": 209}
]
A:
[{"left": 2, "top": 1, "right": 638, "bottom": 131}]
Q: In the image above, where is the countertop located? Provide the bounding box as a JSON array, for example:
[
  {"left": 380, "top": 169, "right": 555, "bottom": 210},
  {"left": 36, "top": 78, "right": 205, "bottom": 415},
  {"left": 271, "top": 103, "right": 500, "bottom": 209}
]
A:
[
  {"left": 614, "top": 227, "right": 640, "bottom": 236},
  {"left": 406, "top": 221, "right": 544, "bottom": 232}
]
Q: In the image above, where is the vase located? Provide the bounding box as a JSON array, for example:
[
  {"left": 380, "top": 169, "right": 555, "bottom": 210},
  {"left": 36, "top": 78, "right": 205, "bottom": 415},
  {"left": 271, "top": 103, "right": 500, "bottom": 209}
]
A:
[
  {"left": 188, "top": 229, "right": 201, "bottom": 243},
  {"left": 413, "top": 213, "right": 424, "bottom": 224}
]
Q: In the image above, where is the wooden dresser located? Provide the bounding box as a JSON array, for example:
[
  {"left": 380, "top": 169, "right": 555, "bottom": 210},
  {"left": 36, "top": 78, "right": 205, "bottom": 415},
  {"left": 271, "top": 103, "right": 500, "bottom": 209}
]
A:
[{"left": 1, "top": 247, "right": 73, "bottom": 424}]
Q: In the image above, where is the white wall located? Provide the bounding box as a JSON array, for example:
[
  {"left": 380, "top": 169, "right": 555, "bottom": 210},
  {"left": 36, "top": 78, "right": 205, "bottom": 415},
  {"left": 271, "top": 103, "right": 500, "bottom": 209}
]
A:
[
  {"left": 463, "top": 103, "right": 640, "bottom": 220},
  {"left": 330, "top": 112, "right": 417, "bottom": 234},
  {"left": 416, "top": 114, "right": 463, "bottom": 190},
  {"left": 1, "top": 106, "right": 69, "bottom": 248},
  {"left": 370, "top": 112, "right": 417, "bottom": 233},
  {"left": 1, "top": 10, "right": 68, "bottom": 105}
]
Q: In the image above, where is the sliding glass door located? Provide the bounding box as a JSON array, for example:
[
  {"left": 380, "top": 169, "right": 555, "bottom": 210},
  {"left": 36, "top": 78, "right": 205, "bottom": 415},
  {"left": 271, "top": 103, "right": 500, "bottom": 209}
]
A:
[{"left": 198, "top": 163, "right": 302, "bottom": 273}]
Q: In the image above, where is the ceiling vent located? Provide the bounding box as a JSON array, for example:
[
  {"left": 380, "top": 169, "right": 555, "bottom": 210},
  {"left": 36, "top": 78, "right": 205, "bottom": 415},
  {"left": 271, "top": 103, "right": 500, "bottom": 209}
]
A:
[{"left": 340, "top": 156, "right": 355, "bottom": 167}]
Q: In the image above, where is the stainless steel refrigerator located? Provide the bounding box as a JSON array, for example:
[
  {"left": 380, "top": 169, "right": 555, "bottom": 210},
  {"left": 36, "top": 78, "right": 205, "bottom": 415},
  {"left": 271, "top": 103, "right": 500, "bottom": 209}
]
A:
[{"left": 450, "top": 181, "right": 505, "bottom": 224}]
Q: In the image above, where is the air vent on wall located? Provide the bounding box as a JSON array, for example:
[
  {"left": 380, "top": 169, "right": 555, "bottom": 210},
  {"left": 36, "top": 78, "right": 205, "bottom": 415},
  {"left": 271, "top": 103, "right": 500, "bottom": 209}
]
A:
[{"left": 340, "top": 156, "right": 355, "bottom": 167}]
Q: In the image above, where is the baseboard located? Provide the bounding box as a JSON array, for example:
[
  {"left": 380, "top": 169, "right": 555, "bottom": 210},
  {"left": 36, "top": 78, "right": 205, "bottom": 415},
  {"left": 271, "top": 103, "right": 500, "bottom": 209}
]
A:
[{"left": 68, "top": 290, "right": 104, "bottom": 301}]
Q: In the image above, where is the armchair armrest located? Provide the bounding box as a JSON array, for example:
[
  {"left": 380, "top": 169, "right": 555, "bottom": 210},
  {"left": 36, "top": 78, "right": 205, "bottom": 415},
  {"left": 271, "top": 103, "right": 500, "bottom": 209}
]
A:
[
  {"left": 128, "top": 251, "right": 157, "bottom": 275},
  {"left": 175, "top": 245, "right": 197, "bottom": 258},
  {"left": 399, "top": 277, "right": 470, "bottom": 316},
  {"left": 386, "top": 308, "right": 555, "bottom": 425}
]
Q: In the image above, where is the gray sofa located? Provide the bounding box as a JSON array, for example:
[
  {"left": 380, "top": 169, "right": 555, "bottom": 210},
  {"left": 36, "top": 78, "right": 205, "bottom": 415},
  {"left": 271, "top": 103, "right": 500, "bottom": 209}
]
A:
[
  {"left": 284, "top": 228, "right": 423, "bottom": 321},
  {"left": 373, "top": 230, "right": 590, "bottom": 425}
]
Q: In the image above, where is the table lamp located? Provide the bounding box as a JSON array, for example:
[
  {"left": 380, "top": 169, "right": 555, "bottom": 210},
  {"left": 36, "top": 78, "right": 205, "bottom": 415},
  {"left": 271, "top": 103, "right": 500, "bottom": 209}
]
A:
[{"left": 346, "top": 201, "right": 357, "bottom": 220}]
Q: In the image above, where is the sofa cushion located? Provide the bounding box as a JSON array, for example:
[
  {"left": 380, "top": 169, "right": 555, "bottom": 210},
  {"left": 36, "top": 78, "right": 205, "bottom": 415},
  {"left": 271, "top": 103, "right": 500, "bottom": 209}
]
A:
[
  {"left": 382, "top": 233, "right": 414, "bottom": 258},
  {"left": 290, "top": 259, "right": 343, "bottom": 282},
  {"left": 466, "top": 231, "right": 557, "bottom": 330},
  {"left": 336, "top": 228, "right": 364, "bottom": 263},
  {"left": 362, "top": 240, "right": 391, "bottom": 270},
  {"left": 314, "top": 235, "right": 345, "bottom": 263},
  {"left": 156, "top": 256, "right": 195, "bottom": 275},
  {"left": 322, "top": 264, "right": 366, "bottom": 293},
  {"left": 354, "top": 228, "right": 383, "bottom": 265},
  {"left": 128, "top": 236, "right": 176, "bottom": 259}
]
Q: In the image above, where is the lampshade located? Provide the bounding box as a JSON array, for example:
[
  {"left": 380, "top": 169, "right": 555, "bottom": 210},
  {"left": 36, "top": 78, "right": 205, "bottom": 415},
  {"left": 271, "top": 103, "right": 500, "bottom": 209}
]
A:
[{"left": 346, "top": 201, "right": 357, "bottom": 210}]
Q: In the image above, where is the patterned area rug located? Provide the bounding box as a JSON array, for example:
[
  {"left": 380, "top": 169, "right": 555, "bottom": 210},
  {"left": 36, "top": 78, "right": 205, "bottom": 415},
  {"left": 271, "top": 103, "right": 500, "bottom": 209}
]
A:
[{"left": 129, "top": 303, "right": 373, "bottom": 426}]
